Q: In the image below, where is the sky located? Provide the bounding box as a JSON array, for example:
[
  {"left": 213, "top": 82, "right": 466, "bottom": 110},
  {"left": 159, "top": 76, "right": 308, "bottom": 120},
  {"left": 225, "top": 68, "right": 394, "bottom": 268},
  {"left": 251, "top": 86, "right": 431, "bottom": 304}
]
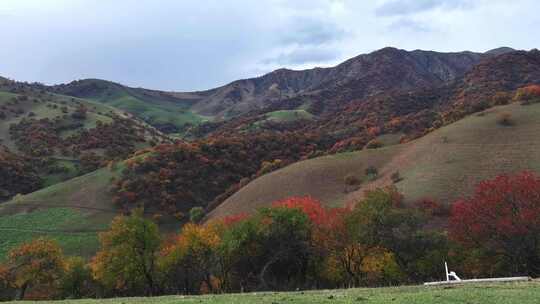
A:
[{"left": 1, "top": 0, "right": 539, "bottom": 91}]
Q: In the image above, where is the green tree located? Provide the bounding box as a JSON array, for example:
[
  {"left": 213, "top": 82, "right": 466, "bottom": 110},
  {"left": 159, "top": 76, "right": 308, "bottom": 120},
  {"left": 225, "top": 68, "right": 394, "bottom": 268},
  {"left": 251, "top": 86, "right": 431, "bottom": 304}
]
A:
[
  {"left": 346, "top": 187, "right": 443, "bottom": 284},
  {"left": 222, "top": 206, "right": 312, "bottom": 291},
  {"left": 59, "top": 257, "right": 95, "bottom": 299},
  {"left": 189, "top": 206, "right": 205, "bottom": 223},
  {"left": 90, "top": 210, "right": 161, "bottom": 296}
]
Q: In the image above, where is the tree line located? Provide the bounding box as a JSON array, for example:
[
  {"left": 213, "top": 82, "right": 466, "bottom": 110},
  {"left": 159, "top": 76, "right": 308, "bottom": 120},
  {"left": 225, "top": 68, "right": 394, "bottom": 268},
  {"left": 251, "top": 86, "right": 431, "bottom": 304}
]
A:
[{"left": 2, "top": 171, "right": 540, "bottom": 300}]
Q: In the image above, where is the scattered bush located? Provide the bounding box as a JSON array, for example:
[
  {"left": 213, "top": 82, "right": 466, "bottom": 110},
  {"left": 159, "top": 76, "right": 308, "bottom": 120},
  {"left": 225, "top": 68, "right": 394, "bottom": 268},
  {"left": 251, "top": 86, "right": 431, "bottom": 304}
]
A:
[
  {"left": 414, "top": 198, "right": 449, "bottom": 217},
  {"left": 390, "top": 171, "right": 402, "bottom": 183},
  {"left": 257, "top": 159, "right": 283, "bottom": 176},
  {"left": 344, "top": 173, "right": 361, "bottom": 186},
  {"left": 365, "top": 139, "right": 383, "bottom": 149},
  {"left": 496, "top": 112, "right": 513, "bottom": 126},
  {"left": 71, "top": 105, "right": 87, "bottom": 120},
  {"left": 470, "top": 100, "right": 489, "bottom": 112},
  {"left": 491, "top": 91, "right": 512, "bottom": 105},
  {"left": 365, "top": 166, "right": 378, "bottom": 180},
  {"left": 189, "top": 206, "right": 205, "bottom": 223}
]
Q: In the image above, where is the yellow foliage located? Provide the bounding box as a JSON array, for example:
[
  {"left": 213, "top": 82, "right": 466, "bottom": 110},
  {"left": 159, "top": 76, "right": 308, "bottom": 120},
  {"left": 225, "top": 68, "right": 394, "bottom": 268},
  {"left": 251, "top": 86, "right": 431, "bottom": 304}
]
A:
[
  {"left": 89, "top": 213, "right": 161, "bottom": 294},
  {"left": 361, "top": 247, "right": 403, "bottom": 285},
  {"left": 163, "top": 222, "right": 221, "bottom": 258}
]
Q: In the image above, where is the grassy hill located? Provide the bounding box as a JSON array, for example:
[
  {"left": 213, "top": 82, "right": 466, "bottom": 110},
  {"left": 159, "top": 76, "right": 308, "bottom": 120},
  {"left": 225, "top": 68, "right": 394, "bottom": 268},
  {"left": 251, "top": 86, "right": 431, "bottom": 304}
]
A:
[
  {"left": 0, "top": 79, "right": 171, "bottom": 200},
  {"left": 0, "top": 165, "right": 121, "bottom": 259},
  {"left": 0, "top": 89, "right": 115, "bottom": 152},
  {"left": 209, "top": 101, "right": 540, "bottom": 218},
  {"left": 0, "top": 154, "right": 182, "bottom": 259},
  {"left": 52, "top": 79, "right": 211, "bottom": 133},
  {"left": 6, "top": 281, "right": 540, "bottom": 303}
]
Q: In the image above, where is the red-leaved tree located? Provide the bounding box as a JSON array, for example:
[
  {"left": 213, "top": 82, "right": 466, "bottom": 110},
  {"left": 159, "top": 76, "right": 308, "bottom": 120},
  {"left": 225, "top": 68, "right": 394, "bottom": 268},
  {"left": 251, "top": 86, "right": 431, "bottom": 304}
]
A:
[{"left": 449, "top": 172, "right": 540, "bottom": 276}]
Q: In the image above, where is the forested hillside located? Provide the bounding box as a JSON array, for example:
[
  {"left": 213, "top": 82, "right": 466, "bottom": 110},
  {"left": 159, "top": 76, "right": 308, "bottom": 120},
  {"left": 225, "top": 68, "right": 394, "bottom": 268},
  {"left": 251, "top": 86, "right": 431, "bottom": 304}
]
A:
[{"left": 0, "top": 78, "right": 169, "bottom": 202}]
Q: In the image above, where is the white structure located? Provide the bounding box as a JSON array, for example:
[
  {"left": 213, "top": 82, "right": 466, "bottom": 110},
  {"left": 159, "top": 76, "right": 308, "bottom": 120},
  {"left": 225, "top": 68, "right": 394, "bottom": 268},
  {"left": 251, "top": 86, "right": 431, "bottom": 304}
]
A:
[
  {"left": 445, "top": 262, "right": 461, "bottom": 282},
  {"left": 424, "top": 262, "right": 530, "bottom": 286}
]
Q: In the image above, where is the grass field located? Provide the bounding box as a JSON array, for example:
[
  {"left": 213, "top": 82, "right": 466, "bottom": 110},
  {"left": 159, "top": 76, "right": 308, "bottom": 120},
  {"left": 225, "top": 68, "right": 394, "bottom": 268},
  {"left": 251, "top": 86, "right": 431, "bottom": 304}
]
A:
[
  {"left": 41, "top": 160, "right": 80, "bottom": 187},
  {"left": 9, "top": 281, "right": 540, "bottom": 303},
  {"left": 96, "top": 93, "right": 210, "bottom": 128},
  {"left": 250, "top": 109, "right": 315, "bottom": 130},
  {"left": 0, "top": 166, "right": 120, "bottom": 259},
  {"left": 0, "top": 154, "right": 169, "bottom": 260},
  {"left": 264, "top": 109, "right": 314, "bottom": 122},
  {"left": 210, "top": 102, "right": 540, "bottom": 218},
  {"left": 0, "top": 208, "right": 100, "bottom": 260}
]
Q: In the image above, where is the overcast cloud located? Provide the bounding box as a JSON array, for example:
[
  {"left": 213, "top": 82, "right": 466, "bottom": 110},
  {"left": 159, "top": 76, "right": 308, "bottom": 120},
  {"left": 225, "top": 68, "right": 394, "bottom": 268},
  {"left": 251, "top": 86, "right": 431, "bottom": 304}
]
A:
[{"left": 1, "top": 0, "right": 539, "bottom": 91}]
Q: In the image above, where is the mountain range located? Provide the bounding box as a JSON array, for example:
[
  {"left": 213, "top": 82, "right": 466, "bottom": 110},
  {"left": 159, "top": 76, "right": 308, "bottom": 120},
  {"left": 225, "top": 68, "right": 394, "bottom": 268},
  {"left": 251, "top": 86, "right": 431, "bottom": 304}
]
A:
[
  {"left": 40, "top": 47, "right": 513, "bottom": 131},
  {"left": 1, "top": 45, "right": 540, "bottom": 259}
]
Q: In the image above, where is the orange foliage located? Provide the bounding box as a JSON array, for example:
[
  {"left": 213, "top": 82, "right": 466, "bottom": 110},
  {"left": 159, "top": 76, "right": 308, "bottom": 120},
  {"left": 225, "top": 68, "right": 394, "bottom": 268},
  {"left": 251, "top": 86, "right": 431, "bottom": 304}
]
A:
[
  {"left": 2, "top": 238, "right": 65, "bottom": 300},
  {"left": 514, "top": 84, "right": 540, "bottom": 103},
  {"left": 221, "top": 213, "right": 249, "bottom": 227}
]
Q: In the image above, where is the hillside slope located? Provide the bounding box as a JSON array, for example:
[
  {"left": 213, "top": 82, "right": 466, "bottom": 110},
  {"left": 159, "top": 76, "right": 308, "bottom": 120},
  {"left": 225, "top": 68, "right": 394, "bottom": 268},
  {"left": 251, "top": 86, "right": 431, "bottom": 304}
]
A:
[
  {"left": 4, "top": 101, "right": 540, "bottom": 258},
  {"left": 0, "top": 79, "right": 169, "bottom": 201},
  {"left": 209, "top": 102, "right": 540, "bottom": 219},
  {"left": 198, "top": 49, "right": 540, "bottom": 153},
  {"left": 51, "top": 79, "right": 211, "bottom": 133},
  {"left": 0, "top": 165, "right": 119, "bottom": 258},
  {"left": 188, "top": 48, "right": 486, "bottom": 118}
]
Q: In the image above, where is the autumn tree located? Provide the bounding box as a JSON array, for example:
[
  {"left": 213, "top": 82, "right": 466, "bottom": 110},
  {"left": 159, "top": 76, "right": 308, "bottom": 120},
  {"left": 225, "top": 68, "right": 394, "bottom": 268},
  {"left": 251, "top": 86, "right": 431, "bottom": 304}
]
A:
[
  {"left": 0, "top": 264, "right": 15, "bottom": 300},
  {"left": 360, "top": 247, "right": 403, "bottom": 285},
  {"left": 514, "top": 84, "right": 540, "bottom": 104},
  {"left": 90, "top": 210, "right": 161, "bottom": 296},
  {"left": 0, "top": 148, "right": 42, "bottom": 201},
  {"left": 1, "top": 238, "right": 65, "bottom": 300},
  {"left": 59, "top": 257, "right": 95, "bottom": 299},
  {"left": 347, "top": 187, "right": 409, "bottom": 248},
  {"left": 346, "top": 187, "right": 445, "bottom": 284},
  {"left": 220, "top": 206, "right": 312, "bottom": 291},
  {"left": 449, "top": 172, "right": 540, "bottom": 276},
  {"left": 159, "top": 222, "right": 221, "bottom": 294},
  {"left": 272, "top": 197, "right": 360, "bottom": 288}
]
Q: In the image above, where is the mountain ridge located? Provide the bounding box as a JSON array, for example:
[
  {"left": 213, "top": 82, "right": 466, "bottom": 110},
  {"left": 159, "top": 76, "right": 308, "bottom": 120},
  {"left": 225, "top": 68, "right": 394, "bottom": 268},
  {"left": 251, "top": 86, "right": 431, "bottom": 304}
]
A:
[{"left": 5, "top": 46, "right": 520, "bottom": 130}]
